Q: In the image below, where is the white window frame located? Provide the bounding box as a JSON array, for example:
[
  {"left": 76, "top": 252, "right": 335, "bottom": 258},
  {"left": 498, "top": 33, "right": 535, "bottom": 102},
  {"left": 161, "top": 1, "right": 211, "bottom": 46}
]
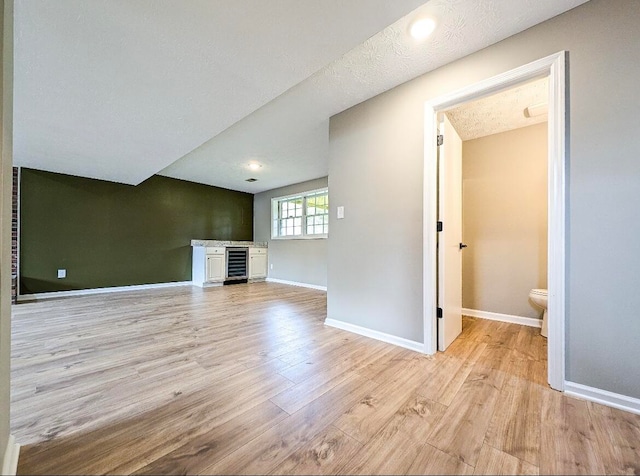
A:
[{"left": 271, "top": 187, "right": 329, "bottom": 240}]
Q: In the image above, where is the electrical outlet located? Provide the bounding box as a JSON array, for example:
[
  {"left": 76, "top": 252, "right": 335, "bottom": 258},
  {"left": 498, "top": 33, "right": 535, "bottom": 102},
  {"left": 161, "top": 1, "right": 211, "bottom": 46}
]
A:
[
  {"left": 337, "top": 206, "right": 345, "bottom": 219},
  {"left": 57, "top": 269, "right": 66, "bottom": 279}
]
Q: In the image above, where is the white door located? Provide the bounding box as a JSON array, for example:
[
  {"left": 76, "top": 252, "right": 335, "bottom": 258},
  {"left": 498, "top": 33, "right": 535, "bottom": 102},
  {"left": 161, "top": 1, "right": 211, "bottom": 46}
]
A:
[{"left": 438, "top": 115, "right": 463, "bottom": 351}]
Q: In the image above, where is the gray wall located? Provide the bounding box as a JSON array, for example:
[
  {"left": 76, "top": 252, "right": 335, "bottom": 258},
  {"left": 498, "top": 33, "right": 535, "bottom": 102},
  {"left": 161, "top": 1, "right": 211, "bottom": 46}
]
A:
[
  {"left": 462, "top": 123, "right": 548, "bottom": 318},
  {"left": 0, "top": 0, "right": 12, "bottom": 467},
  {"left": 328, "top": 85, "right": 424, "bottom": 341},
  {"left": 327, "top": 0, "right": 640, "bottom": 398},
  {"left": 254, "top": 177, "right": 328, "bottom": 288}
]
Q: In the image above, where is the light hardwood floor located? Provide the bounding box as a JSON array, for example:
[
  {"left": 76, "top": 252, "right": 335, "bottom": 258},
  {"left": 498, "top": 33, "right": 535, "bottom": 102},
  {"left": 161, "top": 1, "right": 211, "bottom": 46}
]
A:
[{"left": 11, "top": 282, "right": 640, "bottom": 475}]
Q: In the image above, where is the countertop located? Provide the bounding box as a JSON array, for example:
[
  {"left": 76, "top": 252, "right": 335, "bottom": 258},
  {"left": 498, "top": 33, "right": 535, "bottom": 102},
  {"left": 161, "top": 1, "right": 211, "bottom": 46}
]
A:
[{"left": 191, "top": 240, "right": 268, "bottom": 248}]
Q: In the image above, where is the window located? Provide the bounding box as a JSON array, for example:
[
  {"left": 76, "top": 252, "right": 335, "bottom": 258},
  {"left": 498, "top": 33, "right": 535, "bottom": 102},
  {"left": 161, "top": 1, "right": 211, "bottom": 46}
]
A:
[{"left": 272, "top": 188, "right": 328, "bottom": 239}]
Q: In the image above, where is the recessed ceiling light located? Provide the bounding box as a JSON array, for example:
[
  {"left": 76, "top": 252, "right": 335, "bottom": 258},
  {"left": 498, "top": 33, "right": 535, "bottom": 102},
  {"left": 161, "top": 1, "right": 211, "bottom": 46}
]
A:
[
  {"left": 409, "top": 18, "right": 436, "bottom": 41},
  {"left": 248, "top": 162, "right": 262, "bottom": 171}
]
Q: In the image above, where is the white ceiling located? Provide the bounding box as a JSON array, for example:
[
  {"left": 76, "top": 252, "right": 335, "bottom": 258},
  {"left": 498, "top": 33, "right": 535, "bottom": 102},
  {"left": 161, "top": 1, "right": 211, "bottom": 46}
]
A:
[
  {"left": 14, "top": 0, "right": 427, "bottom": 184},
  {"left": 162, "top": 0, "right": 587, "bottom": 193},
  {"left": 447, "top": 77, "right": 549, "bottom": 141},
  {"left": 14, "top": 0, "right": 588, "bottom": 192}
]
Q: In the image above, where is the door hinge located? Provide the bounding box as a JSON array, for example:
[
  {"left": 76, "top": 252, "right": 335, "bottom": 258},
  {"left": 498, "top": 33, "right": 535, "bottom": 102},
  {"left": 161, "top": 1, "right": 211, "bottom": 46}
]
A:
[
  {"left": 437, "top": 221, "right": 443, "bottom": 232},
  {"left": 437, "top": 134, "right": 444, "bottom": 146},
  {"left": 437, "top": 307, "right": 443, "bottom": 318}
]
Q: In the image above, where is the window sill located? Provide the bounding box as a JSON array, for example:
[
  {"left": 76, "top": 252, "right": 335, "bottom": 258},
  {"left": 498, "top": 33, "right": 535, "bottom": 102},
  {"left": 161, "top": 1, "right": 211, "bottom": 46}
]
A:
[{"left": 271, "top": 235, "right": 328, "bottom": 241}]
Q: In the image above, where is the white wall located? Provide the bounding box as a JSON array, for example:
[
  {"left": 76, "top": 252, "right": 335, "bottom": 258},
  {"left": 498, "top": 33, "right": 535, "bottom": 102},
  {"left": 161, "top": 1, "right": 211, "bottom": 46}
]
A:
[
  {"left": 327, "top": 0, "right": 640, "bottom": 399},
  {"left": 0, "top": 0, "right": 14, "bottom": 470},
  {"left": 254, "top": 177, "right": 328, "bottom": 288},
  {"left": 462, "top": 123, "right": 548, "bottom": 318}
]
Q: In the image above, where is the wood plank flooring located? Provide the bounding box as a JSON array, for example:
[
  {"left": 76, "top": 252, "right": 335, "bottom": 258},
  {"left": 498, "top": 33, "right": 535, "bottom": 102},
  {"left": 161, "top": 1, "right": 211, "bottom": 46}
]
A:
[{"left": 11, "top": 282, "right": 640, "bottom": 475}]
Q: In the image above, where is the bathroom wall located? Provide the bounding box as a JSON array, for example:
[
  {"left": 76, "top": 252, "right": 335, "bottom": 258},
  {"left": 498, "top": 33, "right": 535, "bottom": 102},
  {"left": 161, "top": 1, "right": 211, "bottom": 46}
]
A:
[
  {"left": 462, "top": 123, "right": 548, "bottom": 319},
  {"left": 254, "top": 177, "right": 328, "bottom": 288}
]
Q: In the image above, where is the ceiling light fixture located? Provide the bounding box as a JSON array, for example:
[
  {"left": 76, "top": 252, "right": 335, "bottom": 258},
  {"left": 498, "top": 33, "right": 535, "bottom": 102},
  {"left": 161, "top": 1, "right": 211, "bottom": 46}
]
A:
[
  {"left": 524, "top": 102, "right": 548, "bottom": 118},
  {"left": 248, "top": 162, "right": 262, "bottom": 171},
  {"left": 409, "top": 18, "right": 436, "bottom": 41}
]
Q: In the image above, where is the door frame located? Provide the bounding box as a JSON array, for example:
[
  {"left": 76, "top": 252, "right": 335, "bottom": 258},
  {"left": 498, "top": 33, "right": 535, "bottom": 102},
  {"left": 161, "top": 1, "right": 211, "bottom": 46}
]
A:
[{"left": 422, "top": 51, "right": 567, "bottom": 391}]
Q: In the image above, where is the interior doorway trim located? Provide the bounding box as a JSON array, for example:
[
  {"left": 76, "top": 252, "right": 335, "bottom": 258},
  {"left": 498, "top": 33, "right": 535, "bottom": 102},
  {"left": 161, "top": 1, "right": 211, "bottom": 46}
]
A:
[{"left": 422, "top": 51, "right": 567, "bottom": 391}]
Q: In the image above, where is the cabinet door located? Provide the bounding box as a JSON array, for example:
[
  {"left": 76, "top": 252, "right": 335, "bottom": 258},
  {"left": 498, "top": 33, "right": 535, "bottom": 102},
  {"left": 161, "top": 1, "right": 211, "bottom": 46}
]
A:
[
  {"left": 249, "top": 254, "right": 267, "bottom": 279},
  {"left": 206, "top": 254, "right": 225, "bottom": 282}
]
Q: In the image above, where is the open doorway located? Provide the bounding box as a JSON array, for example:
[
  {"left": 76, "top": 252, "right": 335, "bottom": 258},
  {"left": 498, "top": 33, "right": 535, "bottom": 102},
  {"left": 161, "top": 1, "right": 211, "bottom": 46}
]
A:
[
  {"left": 423, "top": 52, "right": 567, "bottom": 391},
  {"left": 437, "top": 77, "right": 549, "bottom": 350}
]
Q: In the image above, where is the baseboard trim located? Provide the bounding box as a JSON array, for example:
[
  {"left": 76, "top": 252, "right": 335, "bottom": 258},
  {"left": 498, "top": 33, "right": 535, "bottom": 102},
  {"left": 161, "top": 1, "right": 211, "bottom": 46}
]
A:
[
  {"left": 462, "top": 308, "right": 542, "bottom": 328},
  {"left": 564, "top": 381, "right": 640, "bottom": 416},
  {"left": 17, "top": 281, "right": 193, "bottom": 302},
  {"left": 2, "top": 435, "right": 20, "bottom": 476},
  {"left": 324, "top": 318, "right": 425, "bottom": 353},
  {"left": 266, "top": 278, "right": 327, "bottom": 292}
]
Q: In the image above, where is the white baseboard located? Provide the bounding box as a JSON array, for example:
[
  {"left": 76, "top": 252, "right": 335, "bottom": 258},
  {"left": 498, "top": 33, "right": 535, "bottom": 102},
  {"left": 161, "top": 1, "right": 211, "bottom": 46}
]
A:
[
  {"left": 324, "top": 318, "right": 425, "bottom": 353},
  {"left": 197, "top": 281, "right": 223, "bottom": 288},
  {"left": 462, "top": 308, "right": 542, "bottom": 328},
  {"left": 565, "top": 381, "right": 640, "bottom": 416},
  {"left": 266, "top": 278, "right": 327, "bottom": 292},
  {"left": 17, "top": 281, "right": 193, "bottom": 302},
  {"left": 2, "top": 435, "right": 20, "bottom": 476}
]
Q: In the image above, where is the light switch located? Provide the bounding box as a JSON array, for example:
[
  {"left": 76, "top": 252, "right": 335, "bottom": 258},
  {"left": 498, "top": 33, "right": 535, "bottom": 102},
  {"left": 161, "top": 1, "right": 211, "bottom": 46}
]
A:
[
  {"left": 337, "top": 206, "right": 345, "bottom": 220},
  {"left": 57, "top": 269, "right": 66, "bottom": 279}
]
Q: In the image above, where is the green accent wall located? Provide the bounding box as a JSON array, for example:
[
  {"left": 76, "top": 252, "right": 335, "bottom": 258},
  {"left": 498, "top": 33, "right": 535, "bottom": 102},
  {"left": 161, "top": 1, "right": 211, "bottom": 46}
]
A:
[{"left": 19, "top": 168, "right": 253, "bottom": 294}]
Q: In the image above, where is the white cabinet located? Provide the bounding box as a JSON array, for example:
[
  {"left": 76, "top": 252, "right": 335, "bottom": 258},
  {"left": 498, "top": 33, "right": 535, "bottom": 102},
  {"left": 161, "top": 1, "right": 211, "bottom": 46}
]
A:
[
  {"left": 249, "top": 247, "right": 267, "bottom": 279},
  {"left": 192, "top": 244, "right": 266, "bottom": 287},
  {"left": 192, "top": 246, "right": 225, "bottom": 287},
  {"left": 205, "top": 247, "right": 225, "bottom": 282},
  {"left": 206, "top": 254, "right": 225, "bottom": 282}
]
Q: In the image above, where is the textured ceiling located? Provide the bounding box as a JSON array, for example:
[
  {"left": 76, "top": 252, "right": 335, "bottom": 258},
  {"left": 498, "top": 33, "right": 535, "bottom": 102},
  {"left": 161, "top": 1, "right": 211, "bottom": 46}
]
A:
[
  {"left": 15, "top": 0, "right": 588, "bottom": 192},
  {"left": 447, "top": 77, "right": 549, "bottom": 141},
  {"left": 162, "top": 0, "right": 588, "bottom": 193},
  {"left": 13, "top": 0, "right": 427, "bottom": 184}
]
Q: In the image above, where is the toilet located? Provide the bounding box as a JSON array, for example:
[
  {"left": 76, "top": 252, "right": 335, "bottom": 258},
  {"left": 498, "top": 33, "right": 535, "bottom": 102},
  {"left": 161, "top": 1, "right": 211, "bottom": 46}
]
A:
[{"left": 529, "top": 289, "right": 548, "bottom": 337}]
